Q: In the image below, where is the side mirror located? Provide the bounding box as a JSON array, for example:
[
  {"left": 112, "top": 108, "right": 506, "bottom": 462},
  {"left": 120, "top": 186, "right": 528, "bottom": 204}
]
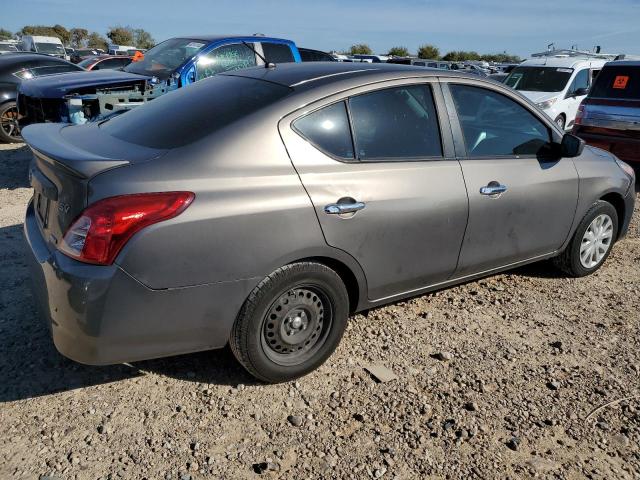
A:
[
  {"left": 560, "top": 133, "right": 585, "bottom": 157},
  {"left": 572, "top": 87, "right": 589, "bottom": 97}
]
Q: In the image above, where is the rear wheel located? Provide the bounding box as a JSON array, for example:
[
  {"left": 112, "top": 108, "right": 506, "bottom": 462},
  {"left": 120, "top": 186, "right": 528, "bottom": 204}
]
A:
[
  {"left": 0, "top": 101, "right": 21, "bottom": 143},
  {"left": 553, "top": 200, "right": 618, "bottom": 277},
  {"left": 230, "top": 262, "right": 349, "bottom": 383}
]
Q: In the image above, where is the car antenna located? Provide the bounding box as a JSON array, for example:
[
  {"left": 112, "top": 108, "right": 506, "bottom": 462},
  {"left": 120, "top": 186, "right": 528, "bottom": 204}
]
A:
[{"left": 242, "top": 41, "right": 275, "bottom": 69}]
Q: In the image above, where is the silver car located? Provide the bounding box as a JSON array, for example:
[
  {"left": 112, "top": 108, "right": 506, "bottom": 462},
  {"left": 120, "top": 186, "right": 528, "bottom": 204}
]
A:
[{"left": 23, "top": 63, "right": 636, "bottom": 383}]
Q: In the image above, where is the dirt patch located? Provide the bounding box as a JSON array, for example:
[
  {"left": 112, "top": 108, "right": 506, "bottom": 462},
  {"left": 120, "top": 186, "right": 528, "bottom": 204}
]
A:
[{"left": 0, "top": 143, "right": 638, "bottom": 479}]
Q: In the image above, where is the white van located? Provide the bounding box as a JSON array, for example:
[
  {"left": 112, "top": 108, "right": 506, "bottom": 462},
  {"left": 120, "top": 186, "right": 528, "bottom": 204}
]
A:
[
  {"left": 504, "top": 50, "right": 615, "bottom": 130},
  {"left": 20, "top": 35, "right": 68, "bottom": 60},
  {"left": 108, "top": 44, "right": 137, "bottom": 56}
]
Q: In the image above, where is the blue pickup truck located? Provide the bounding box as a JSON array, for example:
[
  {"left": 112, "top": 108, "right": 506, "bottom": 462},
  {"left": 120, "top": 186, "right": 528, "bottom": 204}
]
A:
[{"left": 18, "top": 35, "right": 312, "bottom": 127}]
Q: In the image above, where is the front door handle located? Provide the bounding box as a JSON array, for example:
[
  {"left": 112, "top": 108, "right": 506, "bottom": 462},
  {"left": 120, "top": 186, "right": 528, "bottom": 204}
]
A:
[
  {"left": 324, "top": 201, "right": 366, "bottom": 215},
  {"left": 480, "top": 182, "right": 507, "bottom": 196}
]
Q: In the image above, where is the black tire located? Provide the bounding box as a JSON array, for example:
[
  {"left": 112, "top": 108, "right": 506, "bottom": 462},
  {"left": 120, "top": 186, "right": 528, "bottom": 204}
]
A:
[
  {"left": 554, "top": 115, "right": 566, "bottom": 131},
  {"left": 230, "top": 262, "right": 349, "bottom": 383},
  {"left": 553, "top": 200, "right": 618, "bottom": 277},
  {"left": 0, "top": 101, "right": 21, "bottom": 143}
]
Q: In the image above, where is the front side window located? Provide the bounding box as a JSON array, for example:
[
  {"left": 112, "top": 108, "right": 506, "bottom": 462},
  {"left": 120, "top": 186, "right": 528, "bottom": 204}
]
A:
[
  {"left": 505, "top": 66, "right": 573, "bottom": 92},
  {"left": 569, "top": 69, "right": 589, "bottom": 94},
  {"left": 450, "top": 84, "right": 550, "bottom": 157},
  {"left": 293, "top": 102, "right": 354, "bottom": 160},
  {"left": 349, "top": 85, "right": 443, "bottom": 159},
  {"left": 195, "top": 43, "right": 256, "bottom": 80}
]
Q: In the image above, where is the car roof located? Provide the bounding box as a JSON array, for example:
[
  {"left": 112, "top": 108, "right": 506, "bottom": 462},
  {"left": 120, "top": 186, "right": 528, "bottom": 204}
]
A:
[
  {"left": 221, "top": 61, "right": 473, "bottom": 90},
  {"left": 0, "top": 53, "right": 72, "bottom": 68},
  {"left": 519, "top": 56, "right": 607, "bottom": 68},
  {"left": 177, "top": 34, "right": 293, "bottom": 43}
]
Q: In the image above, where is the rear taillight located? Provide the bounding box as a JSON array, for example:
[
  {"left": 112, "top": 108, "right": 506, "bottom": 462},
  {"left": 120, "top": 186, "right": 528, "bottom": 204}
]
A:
[
  {"left": 574, "top": 101, "right": 586, "bottom": 126},
  {"left": 59, "top": 192, "right": 194, "bottom": 265}
]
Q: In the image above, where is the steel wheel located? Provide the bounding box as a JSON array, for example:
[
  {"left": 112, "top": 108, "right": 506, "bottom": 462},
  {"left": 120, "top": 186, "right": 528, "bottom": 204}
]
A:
[
  {"left": 260, "top": 286, "right": 333, "bottom": 366},
  {"left": 0, "top": 102, "right": 21, "bottom": 142},
  {"left": 579, "top": 213, "right": 613, "bottom": 268}
]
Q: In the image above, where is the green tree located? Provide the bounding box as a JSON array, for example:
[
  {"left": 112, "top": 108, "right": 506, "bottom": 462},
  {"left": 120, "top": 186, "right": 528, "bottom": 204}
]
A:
[
  {"left": 132, "top": 28, "right": 155, "bottom": 49},
  {"left": 349, "top": 43, "right": 372, "bottom": 55},
  {"left": 51, "top": 24, "right": 70, "bottom": 44},
  {"left": 19, "top": 24, "right": 70, "bottom": 44},
  {"left": 0, "top": 28, "right": 13, "bottom": 40},
  {"left": 86, "top": 31, "right": 108, "bottom": 51},
  {"left": 388, "top": 46, "right": 409, "bottom": 57},
  {"left": 106, "top": 26, "right": 134, "bottom": 46},
  {"left": 70, "top": 28, "right": 88, "bottom": 48},
  {"left": 417, "top": 44, "right": 440, "bottom": 60}
]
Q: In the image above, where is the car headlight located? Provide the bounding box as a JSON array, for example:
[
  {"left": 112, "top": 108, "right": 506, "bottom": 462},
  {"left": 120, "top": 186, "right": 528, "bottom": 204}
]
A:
[{"left": 536, "top": 98, "right": 557, "bottom": 110}]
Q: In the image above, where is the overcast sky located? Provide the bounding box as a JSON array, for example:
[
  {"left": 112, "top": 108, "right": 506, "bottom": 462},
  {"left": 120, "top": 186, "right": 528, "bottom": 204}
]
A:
[{"left": 4, "top": 0, "right": 640, "bottom": 57}]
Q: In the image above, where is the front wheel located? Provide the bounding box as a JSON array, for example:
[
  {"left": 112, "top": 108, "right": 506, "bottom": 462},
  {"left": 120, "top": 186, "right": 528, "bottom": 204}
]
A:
[
  {"left": 0, "top": 101, "right": 21, "bottom": 143},
  {"left": 553, "top": 200, "right": 618, "bottom": 277},
  {"left": 230, "top": 262, "right": 349, "bottom": 383}
]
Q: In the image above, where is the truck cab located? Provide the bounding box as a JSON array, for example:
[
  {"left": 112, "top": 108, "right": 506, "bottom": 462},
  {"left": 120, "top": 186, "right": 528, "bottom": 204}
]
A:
[{"left": 20, "top": 35, "right": 68, "bottom": 60}]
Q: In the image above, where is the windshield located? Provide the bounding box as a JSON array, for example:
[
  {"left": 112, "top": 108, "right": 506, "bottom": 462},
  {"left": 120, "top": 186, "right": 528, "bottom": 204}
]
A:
[
  {"left": 124, "top": 38, "right": 207, "bottom": 79},
  {"left": 36, "top": 42, "right": 65, "bottom": 54},
  {"left": 101, "top": 75, "right": 291, "bottom": 148},
  {"left": 505, "top": 66, "right": 573, "bottom": 92}
]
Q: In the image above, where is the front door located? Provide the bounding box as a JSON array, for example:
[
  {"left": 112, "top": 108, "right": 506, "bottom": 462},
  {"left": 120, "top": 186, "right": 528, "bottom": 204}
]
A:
[
  {"left": 280, "top": 81, "right": 469, "bottom": 301},
  {"left": 443, "top": 81, "right": 578, "bottom": 276}
]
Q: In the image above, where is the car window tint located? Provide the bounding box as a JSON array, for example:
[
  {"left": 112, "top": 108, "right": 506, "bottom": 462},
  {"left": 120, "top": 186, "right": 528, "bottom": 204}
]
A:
[
  {"left": 262, "top": 43, "right": 295, "bottom": 63},
  {"left": 450, "top": 84, "right": 550, "bottom": 157},
  {"left": 570, "top": 69, "right": 589, "bottom": 92},
  {"left": 102, "top": 76, "right": 291, "bottom": 148},
  {"left": 349, "top": 85, "right": 443, "bottom": 160},
  {"left": 99, "top": 58, "right": 125, "bottom": 69},
  {"left": 590, "top": 66, "right": 640, "bottom": 100},
  {"left": 195, "top": 43, "right": 256, "bottom": 80},
  {"left": 293, "top": 102, "right": 354, "bottom": 160}
]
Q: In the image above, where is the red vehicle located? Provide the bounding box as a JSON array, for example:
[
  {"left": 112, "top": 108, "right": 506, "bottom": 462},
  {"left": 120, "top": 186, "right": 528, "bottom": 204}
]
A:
[
  {"left": 573, "top": 61, "right": 640, "bottom": 163},
  {"left": 77, "top": 55, "right": 133, "bottom": 71}
]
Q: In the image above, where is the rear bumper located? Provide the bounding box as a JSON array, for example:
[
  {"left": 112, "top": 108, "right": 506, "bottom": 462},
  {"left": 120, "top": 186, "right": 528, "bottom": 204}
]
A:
[{"left": 24, "top": 200, "right": 256, "bottom": 365}]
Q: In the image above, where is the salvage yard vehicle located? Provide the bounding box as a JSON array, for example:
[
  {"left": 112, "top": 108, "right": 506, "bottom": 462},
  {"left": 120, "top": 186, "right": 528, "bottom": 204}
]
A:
[
  {"left": 573, "top": 61, "right": 640, "bottom": 164},
  {"left": 17, "top": 34, "right": 302, "bottom": 127},
  {"left": 0, "top": 53, "right": 83, "bottom": 142},
  {"left": 505, "top": 49, "right": 615, "bottom": 130},
  {"left": 20, "top": 35, "right": 68, "bottom": 60},
  {"left": 77, "top": 55, "right": 133, "bottom": 71},
  {"left": 23, "top": 63, "right": 635, "bottom": 383}
]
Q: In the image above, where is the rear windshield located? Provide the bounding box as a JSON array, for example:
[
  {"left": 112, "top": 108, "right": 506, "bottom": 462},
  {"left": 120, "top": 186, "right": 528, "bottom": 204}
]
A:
[
  {"left": 101, "top": 75, "right": 291, "bottom": 148},
  {"left": 589, "top": 65, "right": 640, "bottom": 100},
  {"left": 505, "top": 66, "right": 573, "bottom": 92}
]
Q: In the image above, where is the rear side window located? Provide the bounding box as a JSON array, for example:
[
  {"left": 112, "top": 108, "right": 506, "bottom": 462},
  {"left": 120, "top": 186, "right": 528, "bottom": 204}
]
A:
[
  {"left": 590, "top": 66, "right": 640, "bottom": 100},
  {"left": 262, "top": 43, "right": 295, "bottom": 63},
  {"left": 293, "top": 102, "right": 354, "bottom": 159},
  {"left": 449, "top": 84, "right": 550, "bottom": 157},
  {"left": 101, "top": 76, "right": 291, "bottom": 148},
  {"left": 195, "top": 43, "right": 257, "bottom": 80},
  {"left": 349, "top": 85, "right": 443, "bottom": 159}
]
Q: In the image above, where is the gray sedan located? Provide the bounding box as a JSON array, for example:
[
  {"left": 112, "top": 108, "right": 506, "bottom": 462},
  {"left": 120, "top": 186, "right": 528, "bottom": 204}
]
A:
[{"left": 23, "top": 63, "right": 635, "bottom": 383}]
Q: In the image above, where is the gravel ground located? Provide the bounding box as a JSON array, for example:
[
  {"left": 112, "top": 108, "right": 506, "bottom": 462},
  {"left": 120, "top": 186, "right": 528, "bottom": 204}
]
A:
[{"left": 0, "top": 142, "right": 639, "bottom": 479}]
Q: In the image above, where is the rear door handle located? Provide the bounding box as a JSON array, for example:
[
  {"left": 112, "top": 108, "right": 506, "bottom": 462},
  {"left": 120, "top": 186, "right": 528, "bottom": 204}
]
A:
[
  {"left": 480, "top": 182, "right": 507, "bottom": 196},
  {"left": 324, "top": 201, "right": 366, "bottom": 215}
]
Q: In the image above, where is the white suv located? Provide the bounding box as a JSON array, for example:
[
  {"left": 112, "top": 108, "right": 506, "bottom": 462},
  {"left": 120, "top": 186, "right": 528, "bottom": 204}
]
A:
[{"left": 505, "top": 54, "right": 609, "bottom": 130}]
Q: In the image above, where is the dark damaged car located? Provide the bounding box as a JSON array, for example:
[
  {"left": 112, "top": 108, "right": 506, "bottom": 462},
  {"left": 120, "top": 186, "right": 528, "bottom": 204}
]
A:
[{"left": 18, "top": 35, "right": 303, "bottom": 127}]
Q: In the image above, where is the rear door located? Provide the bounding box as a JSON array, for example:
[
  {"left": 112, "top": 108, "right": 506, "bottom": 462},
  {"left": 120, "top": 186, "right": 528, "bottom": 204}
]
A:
[
  {"left": 442, "top": 80, "right": 578, "bottom": 275},
  {"left": 280, "top": 79, "right": 469, "bottom": 302}
]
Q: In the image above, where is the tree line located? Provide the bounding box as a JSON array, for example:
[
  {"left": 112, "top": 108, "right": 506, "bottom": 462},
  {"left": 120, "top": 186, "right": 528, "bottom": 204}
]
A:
[
  {"left": 0, "top": 25, "right": 155, "bottom": 51},
  {"left": 350, "top": 44, "right": 521, "bottom": 63}
]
